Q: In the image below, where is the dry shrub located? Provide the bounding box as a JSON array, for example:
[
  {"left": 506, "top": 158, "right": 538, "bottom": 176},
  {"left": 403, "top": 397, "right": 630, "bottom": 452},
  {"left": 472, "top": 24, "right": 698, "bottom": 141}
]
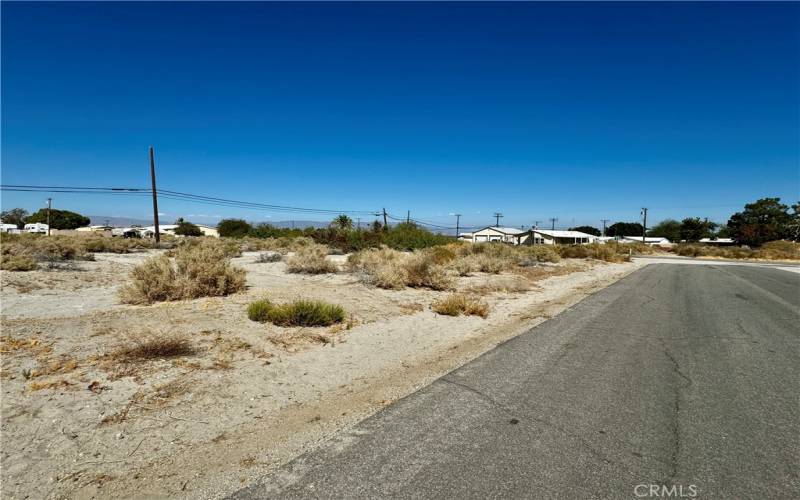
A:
[
  {"left": 255, "top": 252, "right": 282, "bottom": 263},
  {"left": 247, "top": 298, "right": 345, "bottom": 326},
  {"left": 432, "top": 293, "right": 489, "bottom": 318},
  {"left": 109, "top": 337, "right": 196, "bottom": 362},
  {"left": 556, "top": 243, "right": 627, "bottom": 263},
  {"left": 448, "top": 243, "right": 560, "bottom": 276},
  {"left": 754, "top": 240, "right": 800, "bottom": 260},
  {"left": 285, "top": 244, "right": 337, "bottom": 274},
  {"left": 119, "top": 240, "right": 246, "bottom": 304},
  {"left": 239, "top": 236, "right": 315, "bottom": 253},
  {"left": 347, "top": 247, "right": 453, "bottom": 290},
  {"left": 0, "top": 254, "right": 37, "bottom": 271},
  {"left": 672, "top": 241, "right": 799, "bottom": 261}
]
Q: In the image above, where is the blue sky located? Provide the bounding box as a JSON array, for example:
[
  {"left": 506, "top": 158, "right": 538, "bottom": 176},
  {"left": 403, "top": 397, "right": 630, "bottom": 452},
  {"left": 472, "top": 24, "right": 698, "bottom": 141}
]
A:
[{"left": 2, "top": 2, "right": 798, "bottom": 230}]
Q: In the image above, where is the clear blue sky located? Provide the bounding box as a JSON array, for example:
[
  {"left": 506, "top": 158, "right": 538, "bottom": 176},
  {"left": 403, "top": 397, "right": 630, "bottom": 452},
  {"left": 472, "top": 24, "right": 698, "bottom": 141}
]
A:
[{"left": 2, "top": 2, "right": 798, "bottom": 230}]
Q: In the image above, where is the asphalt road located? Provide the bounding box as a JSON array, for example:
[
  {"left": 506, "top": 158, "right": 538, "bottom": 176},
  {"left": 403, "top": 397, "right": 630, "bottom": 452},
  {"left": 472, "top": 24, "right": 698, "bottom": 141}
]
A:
[{"left": 232, "top": 264, "right": 800, "bottom": 499}]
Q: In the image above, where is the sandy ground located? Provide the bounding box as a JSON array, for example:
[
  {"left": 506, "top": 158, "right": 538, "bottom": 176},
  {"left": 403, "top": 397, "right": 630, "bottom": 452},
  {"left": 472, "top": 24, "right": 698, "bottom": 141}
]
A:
[{"left": 1, "top": 250, "right": 641, "bottom": 499}]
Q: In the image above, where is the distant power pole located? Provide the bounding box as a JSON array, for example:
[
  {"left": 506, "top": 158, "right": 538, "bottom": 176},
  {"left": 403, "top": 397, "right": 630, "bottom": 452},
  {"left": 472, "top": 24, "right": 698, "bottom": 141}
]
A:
[
  {"left": 641, "top": 208, "right": 648, "bottom": 243},
  {"left": 356, "top": 217, "right": 361, "bottom": 230},
  {"left": 454, "top": 214, "right": 461, "bottom": 238},
  {"left": 549, "top": 217, "right": 558, "bottom": 230},
  {"left": 382, "top": 208, "right": 388, "bottom": 230},
  {"left": 46, "top": 198, "right": 52, "bottom": 236},
  {"left": 493, "top": 212, "right": 503, "bottom": 227},
  {"left": 601, "top": 219, "right": 610, "bottom": 237},
  {"left": 406, "top": 210, "right": 410, "bottom": 224},
  {"left": 149, "top": 146, "right": 160, "bottom": 244},
  {"left": 534, "top": 220, "right": 541, "bottom": 229}
]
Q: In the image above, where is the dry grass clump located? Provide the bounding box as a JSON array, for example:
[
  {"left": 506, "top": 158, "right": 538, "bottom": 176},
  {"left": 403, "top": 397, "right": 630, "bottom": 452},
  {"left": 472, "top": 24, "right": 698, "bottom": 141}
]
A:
[
  {"left": 555, "top": 243, "right": 628, "bottom": 262},
  {"left": 255, "top": 252, "right": 283, "bottom": 263},
  {"left": 108, "top": 336, "right": 196, "bottom": 362},
  {"left": 239, "top": 236, "right": 315, "bottom": 253},
  {"left": 0, "top": 254, "right": 38, "bottom": 271},
  {"left": 447, "top": 243, "right": 561, "bottom": 276},
  {"left": 671, "top": 240, "right": 799, "bottom": 261},
  {"left": 169, "top": 237, "right": 241, "bottom": 258},
  {"left": 119, "top": 240, "right": 246, "bottom": 304},
  {"left": 431, "top": 293, "right": 490, "bottom": 318},
  {"left": 285, "top": 244, "right": 338, "bottom": 274},
  {"left": 347, "top": 247, "right": 453, "bottom": 290},
  {"left": 248, "top": 298, "right": 345, "bottom": 326}
]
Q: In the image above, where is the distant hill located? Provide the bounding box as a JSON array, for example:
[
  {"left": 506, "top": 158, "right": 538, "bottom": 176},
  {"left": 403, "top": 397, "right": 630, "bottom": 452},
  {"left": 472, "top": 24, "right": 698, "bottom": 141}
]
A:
[{"left": 88, "top": 216, "right": 332, "bottom": 229}]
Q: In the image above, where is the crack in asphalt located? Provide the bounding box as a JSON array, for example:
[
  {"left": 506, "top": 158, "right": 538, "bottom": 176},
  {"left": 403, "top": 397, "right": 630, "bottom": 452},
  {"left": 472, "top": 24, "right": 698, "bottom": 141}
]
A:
[
  {"left": 439, "top": 377, "right": 614, "bottom": 466},
  {"left": 658, "top": 338, "right": 693, "bottom": 484}
]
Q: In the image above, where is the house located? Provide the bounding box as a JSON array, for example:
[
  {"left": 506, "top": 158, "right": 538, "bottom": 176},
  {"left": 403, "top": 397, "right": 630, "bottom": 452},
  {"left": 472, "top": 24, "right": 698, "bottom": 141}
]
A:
[
  {"left": 1, "top": 223, "right": 21, "bottom": 234},
  {"left": 195, "top": 224, "right": 220, "bottom": 238},
  {"left": 75, "top": 225, "right": 113, "bottom": 233},
  {"left": 524, "top": 229, "right": 598, "bottom": 245},
  {"left": 619, "top": 236, "right": 672, "bottom": 246},
  {"left": 463, "top": 226, "right": 527, "bottom": 244},
  {"left": 112, "top": 227, "right": 142, "bottom": 238},
  {"left": 138, "top": 223, "right": 219, "bottom": 238},
  {"left": 699, "top": 238, "right": 735, "bottom": 246},
  {"left": 23, "top": 223, "right": 49, "bottom": 234}
]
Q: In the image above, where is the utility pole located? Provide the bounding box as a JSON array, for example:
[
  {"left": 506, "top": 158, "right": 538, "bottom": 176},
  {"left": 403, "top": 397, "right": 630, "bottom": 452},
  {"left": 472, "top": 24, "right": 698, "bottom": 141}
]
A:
[
  {"left": 549, "top": 217, "right": 558, "bottom": 230},
  {"left": 406, "top": 210, "right": 410, "bottom": 224},
  {"left": 149, "top": 146, "right": 160, "bottom": 244},
  {"left": 601, "top": 219, "right": 610, "bottom": 237},
  {"left": 534, "top": 220, "right": 541, "bottom": 229},
  {"left": 382, "top": 208, "right": 388, "bottom": 230},
  {"left": 356, "top": 217, "right": 361, "bottom": 230},
  {"left": 46, "top": 198, "right": 52, "bottom": 236},
  {"left": 641, "top": 208, "right": 648, "bottom": 243},
  {"left": 493, "top": 212, "right": 503, "bottom": 227},
  {"left": 454, "top": 214, "right": 461, "bottom": 238}
]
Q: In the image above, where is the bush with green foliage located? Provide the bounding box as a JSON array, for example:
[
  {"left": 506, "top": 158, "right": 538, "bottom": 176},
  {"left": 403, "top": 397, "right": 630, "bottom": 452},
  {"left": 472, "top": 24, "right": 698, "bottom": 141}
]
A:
[
  {"left": 217, "top": 218, "right": 253, "bottom": 238},
  {"left": 25, "top": 208, "right": 90, "bottom": 230},
  {"left": 605, "top": 222, "right": 644, "bottom": 238},
  {"left": 0, "top": 208, "right": 28, "bottom": 228},
  {"left": 174, "top": 221, "right": 203, "bottom": 237},
  {"left": 568, "top": 226, "right": 601, "bottom": 237},
  {"left": 727, "top": 198, "right": 799, "bottom": 246},
  {"left": 247, "top": 298, "right": 345, "bottom": 326},
  {"left": 648, "top": 219, "right": 682, "bottom": 242}
]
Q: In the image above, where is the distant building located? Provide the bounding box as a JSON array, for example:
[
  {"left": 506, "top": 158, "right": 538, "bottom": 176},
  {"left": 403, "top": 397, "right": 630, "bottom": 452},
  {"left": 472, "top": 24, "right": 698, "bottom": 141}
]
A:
[
  {"left": 464, "top": 226, "right": 527, "bottom": 244},
  {"left": 75, "top": 225, "right": 113, "bottom": 233},
  {"left": 699, "top": 238, "right": 735, "bottom": 246},
  {"left": 526, "top": 229, "right": 597, "bottom": 245},
  {"left": 1, "top": 223, "right": 21, "bottom": 234},
  {"left": 23, "top": 223, "right": 49, "bottom": 234},
  {"left": 618, "top": 236, "right": 672, "bottom": 246}
]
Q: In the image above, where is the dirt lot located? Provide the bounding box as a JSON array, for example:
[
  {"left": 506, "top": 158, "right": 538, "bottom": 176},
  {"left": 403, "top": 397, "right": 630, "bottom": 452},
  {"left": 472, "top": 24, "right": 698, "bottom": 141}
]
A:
[{"left": 1, "top": 249, "right": 641, "bottom": 499}]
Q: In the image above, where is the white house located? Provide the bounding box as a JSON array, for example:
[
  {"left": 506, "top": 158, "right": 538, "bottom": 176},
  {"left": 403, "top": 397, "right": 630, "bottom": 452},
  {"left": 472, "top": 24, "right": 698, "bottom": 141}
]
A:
[
  {"left": 524, "top": 229, "right": 598, "bottom": 245},
  {"left": 195, "top": 224, "right": 219, "bottom": 238},
  {"left": 699, "top": 238, "right": 735, "bottom": 246},
  {"left": 76, "top": 225, "right": 112, "bottom": 233},
  {"left": 138, "top": 223, "right": 219, "bottom": 238},
  {"left": 464, "top": 226, "right": 527, "bottom": 244},
  {"left": 23, "top": 223, "right": 49, "bottom": 234},
  {"left": 619, "top": 236, "right": 671, "bottom": 246},
  {"left": 1, "top": 223, "right": 21, "bottom": 234}
]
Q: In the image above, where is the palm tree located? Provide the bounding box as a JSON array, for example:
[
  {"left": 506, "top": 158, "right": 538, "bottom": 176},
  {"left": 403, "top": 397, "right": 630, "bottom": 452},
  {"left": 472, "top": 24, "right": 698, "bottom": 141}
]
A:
[{"left": 332, "top": 214, "right": 353, "bottom": 230}]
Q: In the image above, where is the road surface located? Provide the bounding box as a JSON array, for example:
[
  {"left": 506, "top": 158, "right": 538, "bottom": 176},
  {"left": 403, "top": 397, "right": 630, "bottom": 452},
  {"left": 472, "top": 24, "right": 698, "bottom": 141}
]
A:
[{"left": 232, "top": 264, "right": 800, "bottom": 499}]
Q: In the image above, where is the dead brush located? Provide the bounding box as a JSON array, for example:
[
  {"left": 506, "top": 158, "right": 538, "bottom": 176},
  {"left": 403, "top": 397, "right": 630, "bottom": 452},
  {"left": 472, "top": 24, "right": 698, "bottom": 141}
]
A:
[
  {"left": 431, "top": 293, "right": 490, "bottom": 318},
  {"left": 108, "top": 336, "right": 196, "bottom": 363},
  {"left": 285, "top": 244, "right": 338, "bottom": 274},
  {"left": 347, "top": 247, "right": 453, "bottom": 290},
  {"left": 119, "top": 239, "right": 246, "bottom": 304}
]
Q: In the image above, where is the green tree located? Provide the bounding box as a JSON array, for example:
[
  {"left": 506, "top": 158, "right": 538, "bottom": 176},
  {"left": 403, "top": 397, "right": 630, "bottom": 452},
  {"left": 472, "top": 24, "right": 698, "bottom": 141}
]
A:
[
  {"left": 727, "top": 198, "right": 797, "bottom": 246},
  {"left": 217, "top": 219, "right": 252, "bottom": 238},
  {"left": 679, "top": 218, "right": 716, "bottom": 242},
  {"left": 606, "top": 222, "right": 644, "bottom": 237},
  {"left": 331, "top": 214, "right": 354, "bottom": 230},
  {"left": 174, "top": 220, "right": 203, "bottom": 237},
  {"left": 568, "top": 226, "right": 601, "bottom": 237},
  {"left": 1, "top": 208, "right": 29, "bottom": 228},
  {"left": 25, "top": 208, "right": 90, "bottom": 230},
  {"left": 648, "top": 219, "right": 681, "bottom": 242}
]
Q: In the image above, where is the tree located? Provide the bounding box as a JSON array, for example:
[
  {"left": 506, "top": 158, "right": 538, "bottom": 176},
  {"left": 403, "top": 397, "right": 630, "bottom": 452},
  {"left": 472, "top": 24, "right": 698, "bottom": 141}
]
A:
[
  {"left": 647, "top": 219, "right": 681, "bottom": 242},
  {"left": 217, "top": 219, "right": 252, "bottom": 238},
  {"left": 25, "top": 208, "right": 89, "bottom": 230},
  {"left": 679, "top": 218, "right": 716, "bottom": 243},
  {"left": 174, "top": 220, "right": 203, "bottom": 237},
  {"left": 606, "top": 222, "right": 644, "bottom": 237},
  {"left": 568, "top": 226, "right": 601, "bottom": 237},
  {"left": 727, "top": 198, "right": 797, "bottom": 246},
  {"left": 0, "top": 208, "right": 29, "bottom": 228},
  {"left": 331, "top": 214, "right": 354, "bottom": 230}
]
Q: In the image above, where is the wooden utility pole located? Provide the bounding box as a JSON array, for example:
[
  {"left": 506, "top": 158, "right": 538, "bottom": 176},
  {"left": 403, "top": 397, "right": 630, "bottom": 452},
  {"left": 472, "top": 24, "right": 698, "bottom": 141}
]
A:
[
  {"left": 534, "top": 220, "right": 541, "bottom": 229},
  {"left": 149, "top": 146, "right": 160, "bottom": 243},
  {"left": 406, "top": 210, "right": 410, "bottom": 224},
  {"left": 382, "top": 208, "right": 388, "bottom": 230},
  {"left": 454, "top": 214, "right": 461, "bottom": 238},
  {"left": 46, "top": 198, "right": 52, "bottom": 236},
  {"left": 641, "top": 208, "right": 648, "bottom": 243},
  {"left": 549, "top": 217, "right": 558, "bottom": 230},
  {"left": 601, "top": 219, "right": 610, "bottom": 237},
  {"left": 493, "top": 212, "right": 503, "bottom": 227}
]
